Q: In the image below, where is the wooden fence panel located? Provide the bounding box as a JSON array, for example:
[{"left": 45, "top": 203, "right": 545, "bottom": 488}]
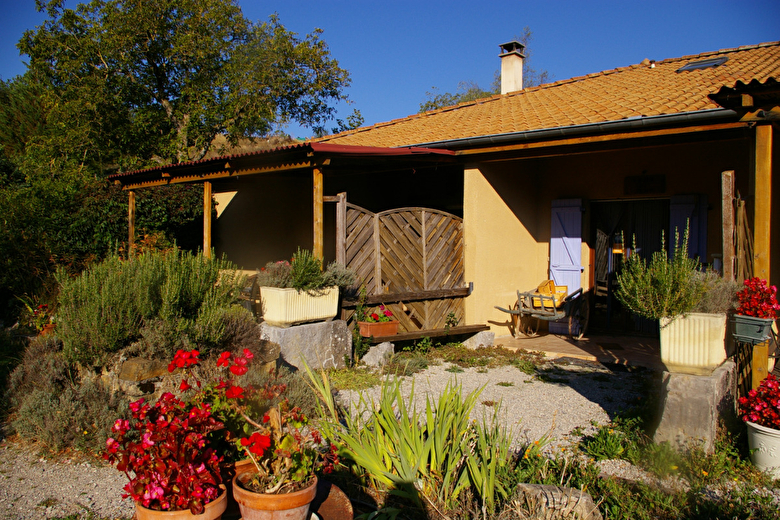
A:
[{"left": 343, "top": 203, "right": 465, "bottom": 332}]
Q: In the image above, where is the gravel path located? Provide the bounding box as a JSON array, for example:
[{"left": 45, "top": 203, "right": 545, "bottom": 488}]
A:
[{"left": 0, "top": 358, "right": 645, "bottom": 519}]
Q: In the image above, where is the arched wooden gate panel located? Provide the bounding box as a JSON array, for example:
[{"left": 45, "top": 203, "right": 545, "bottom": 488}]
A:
[{"left": 339, "top": 201, "right": 465, "bottom": 332}]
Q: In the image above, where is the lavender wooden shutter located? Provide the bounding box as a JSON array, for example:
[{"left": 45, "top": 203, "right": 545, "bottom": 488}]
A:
[{"left": 549, "top": 199, "right": 582, "bottom": 334}]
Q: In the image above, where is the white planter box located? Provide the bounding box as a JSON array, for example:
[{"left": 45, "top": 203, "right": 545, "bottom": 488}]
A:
[
  {"left": 747, "top": 421, "right": 780, "bottom": 478},
  {"left": 659, "top": 313, "right": 727, "bottom": 375},
  {"left": 259, "top": 286, "right": 339, "bottom": 327}
]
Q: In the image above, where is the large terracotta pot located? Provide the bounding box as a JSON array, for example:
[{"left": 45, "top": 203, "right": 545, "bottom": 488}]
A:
[
  {"left": 358, "top": 320, "right": 399, "bottom": 338},
  {"left": 232, "top": 472, "right": 317, "bottom": 520},
  {"left": 746, "top": 421, "right": 780, "bottom": 478},
  {"left": 134, "top": 484, "right": 227, "bottom": 520}
]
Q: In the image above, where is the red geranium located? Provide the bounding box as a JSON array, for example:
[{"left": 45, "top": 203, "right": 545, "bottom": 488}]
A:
[
  {"left": 736, "top": 277, "right": 780, "bottom": 319},
  {"left": 738, "top": 374, "right": 780, "bottom": 429}
]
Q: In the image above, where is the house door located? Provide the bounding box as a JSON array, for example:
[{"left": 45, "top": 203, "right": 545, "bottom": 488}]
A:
[{"left": 549, "top": 199, "right": 583, "bottom": 334}]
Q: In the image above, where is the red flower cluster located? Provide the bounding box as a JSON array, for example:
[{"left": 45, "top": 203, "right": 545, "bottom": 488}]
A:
[
  {"left": 216, "top": 348, "right": 254, "bottom": 376},
  {"left": 736, "top": 277, "right": 780, "bottom": 319},
  {"left": 365, "top": 304, "right": 394, "bottom": 323},
  {"left": 739, "top": 374, "right": 780, "bottom": 429},
  {"left": 240, "top": 432, "right": 272, "bottom": 457},
  {"left": 103, "top": 393, "right": 224, "bottom": 514},
  {"left": 168, "top": 349, "right": 201, "bottom": 372}
]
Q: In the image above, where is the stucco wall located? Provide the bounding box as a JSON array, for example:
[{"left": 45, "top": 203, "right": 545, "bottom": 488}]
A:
[{"left": 463, "top": 134, "right": 754, "bottom": 335}]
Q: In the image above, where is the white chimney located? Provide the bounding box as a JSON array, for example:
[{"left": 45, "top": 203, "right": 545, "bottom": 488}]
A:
[{"left": 499, "top": 41, "right": 526, "bottom": 94}]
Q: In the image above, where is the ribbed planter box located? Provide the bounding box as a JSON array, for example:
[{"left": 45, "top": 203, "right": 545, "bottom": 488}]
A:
[
  {"left": 659, "top": 313, "right": 727, "bottom": 375},
  {"left": 732, "top": 314, "right": 774, "bottom": 345},
  {"left": 260, "top": 286, "right": 339, "bottom": 327},
  {"left": 358, "top": 320, "right": 399, "bottom": 338},
  {"left": 746, "top": 421, "right": 780, "bottom": 478}
]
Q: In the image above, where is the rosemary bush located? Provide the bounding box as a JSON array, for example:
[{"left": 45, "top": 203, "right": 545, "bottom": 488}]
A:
[
  {"left": 56, "top": 249, "right": 247, "bottom": 366},
  {"left": 615, "top": 226, "right": 704, "bottom": 320},
  {"left": 256, "top": 248, "right": 356, "bottom": 293}
]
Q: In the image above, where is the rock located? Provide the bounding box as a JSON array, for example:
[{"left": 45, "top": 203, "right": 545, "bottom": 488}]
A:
[
  {"left": 500, "top": 483, "right": 603, "bottom": 520},
  {"left": 260, "top": 320, "right": 351, "bottom": 370},
  {"left": 653, "top": 360, "right": 737, "bottom": 453},
  {"left": 361, "top": 342, "right": 395, "bottom": 367},
  {"left": 117, "top": 357, "right": 168, "bottom": 382},
  {"left": 463, "top": 330, "right": 495, "bottom": 350}
]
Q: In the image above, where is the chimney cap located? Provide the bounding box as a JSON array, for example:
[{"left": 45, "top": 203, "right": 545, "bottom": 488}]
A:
[{"left": 499, "top": 41, "right": 526, "bottom": 57}]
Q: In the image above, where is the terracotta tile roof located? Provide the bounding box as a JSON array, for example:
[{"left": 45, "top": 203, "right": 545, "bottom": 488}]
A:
[{"left": 318, "top": 42, "right": 780, "bottom": 148}]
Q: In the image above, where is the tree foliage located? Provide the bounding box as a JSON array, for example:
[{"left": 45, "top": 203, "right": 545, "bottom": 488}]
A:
[
  {"left": 0, "top": 0, "right": 352, "bottom": 322},
  {"left": 419, "top": 27, "right": 551, "bottom": 112},
  {"left": 20, "top": 0, "right": 351, "bottom": 167}
]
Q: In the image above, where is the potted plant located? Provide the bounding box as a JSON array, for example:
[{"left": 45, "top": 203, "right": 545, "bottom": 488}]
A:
[
  {"left": 256, "top": 248, "right": 355, "bottom": 327},
  {"left": 732, "top": 277, "right": 779, "bottom": 345},
  {"left": 357, "top": 304, "right": 399, "bottom": 337},
  {"left": 615, "top": 226, "right": 738, "bottom": 375},
  {"left": 103, "top": 385, "right": 227, "bottom": 519},
  {"left": 171, "top": 349, "right": 338, "bottom": 520},
  {"left": 738, "top": 374, "right": 780, "bottom": 477}
]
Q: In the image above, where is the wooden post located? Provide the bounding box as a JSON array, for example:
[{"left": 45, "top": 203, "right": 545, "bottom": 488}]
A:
[
  {"left": 753, "top": 124, "right": 772, "bottom": 280},
  {"left": 335, "top": 192, "right": 347, "bottom": 265},
  {"left": 752, "top": 340, "right": 770, "bottom": 389},
  {"left": 721, "top": 171, "right": 735, "bottom": 280},
  {"left": 313, "top": 167, "right": 324, "bottom": 261},
  {"left": 128, "top": 190, "right": 136, "bottom": 253},
  {"left": 203, "top": 181, "right": 212, "bottom": 258}
]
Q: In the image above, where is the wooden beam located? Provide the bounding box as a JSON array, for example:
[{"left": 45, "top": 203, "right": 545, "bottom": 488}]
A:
[
  {"left": 203, "top": 181, "right": 212, "bottom": 258},
  {"left": 128, "top": 190, "right": 136, "bottom": 254},
  {"left": 721, "top": 171, "right": 735, "bottom": 280},
  {"left": 364, "top": 324, "right": 490, "bottom": 344},
  {"left": 456, "top": 122, "right": 747, "bottom": 157},
  {"left": 119, "top": 160, "right": 315, "bottom": 190},
  {"left": 752, "top": 340, "right": 770, "bottom": 389},
  {"left": 342, "top": 285, "right": 474, "bottom": 307},
  {"left": 313, "top": 167, "right": 324, "bottom": 260},
  {"left": 754, "top": 124, "right": 772, "bottom": 280}
]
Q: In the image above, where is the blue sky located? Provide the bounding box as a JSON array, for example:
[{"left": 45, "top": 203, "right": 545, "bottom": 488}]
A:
[{"left": 1, "top": 0, "right": 778, "bottom": 139}]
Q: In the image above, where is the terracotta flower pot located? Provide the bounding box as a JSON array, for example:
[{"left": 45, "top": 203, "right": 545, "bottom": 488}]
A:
[
  {"left": 358, "top": 320, "right": 399, "bottom": 338},
  {"left": 134, "top": 484, "right": 227, "bottom": 520},
  {"left": 232, "top": 471, "right": 317, "bottom": 520}
]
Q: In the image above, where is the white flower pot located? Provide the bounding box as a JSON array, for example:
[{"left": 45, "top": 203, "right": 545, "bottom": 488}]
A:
[
  {"left": 659, "top": 313, "right": 727, "bottom": 375},
  {"left": 259, "top": 286, "right": 339, "bottom": 327},
  {"left": 746, "top": 421, "right": 780, "bottom": 478}
]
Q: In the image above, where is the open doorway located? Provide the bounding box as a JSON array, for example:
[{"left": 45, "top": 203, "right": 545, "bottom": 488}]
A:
[{"left": 589, "top": 199, "right": 670, "bottom": 335}]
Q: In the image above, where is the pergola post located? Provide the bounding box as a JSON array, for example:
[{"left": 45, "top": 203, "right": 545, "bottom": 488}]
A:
[
  {"left": 753, "top": 124, "right": 772, "bottom": 280},
  {"left": 313, "top": 167, "right": 324, "bottom": 260},
  {"left": 203, "top": 181, "right": 212, "bottom": 258},
  {"left": 128, "top": 190, "right": 136, "bottom": 253}
]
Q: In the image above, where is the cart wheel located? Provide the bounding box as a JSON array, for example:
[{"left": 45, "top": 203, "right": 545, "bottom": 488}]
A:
[
  {"left": 510, "top": 301, "right": 539, "bottom": 338},
  {"left": 569, "top": 293, "right": 590, "bottom": 341}
]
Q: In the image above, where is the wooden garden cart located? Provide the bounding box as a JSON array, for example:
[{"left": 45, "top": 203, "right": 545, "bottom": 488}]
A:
[{"left": 495, "top": 280, "right": 589, "bottom": 340}]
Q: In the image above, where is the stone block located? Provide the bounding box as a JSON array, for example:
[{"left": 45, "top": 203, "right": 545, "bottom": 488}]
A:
[
  {"left": 653, "top": 360, "right": 737, "bottom": 453},
  {"left": 505, "top": 483, "right": 602, "bottom": 520},
  {"left": 260, "top": 320, "right": 351, "bottom": 370},
  {"left": 462, "top": 330, "right": 495, "bottom": 350},
  {"left": 361, "top": 342, "right": 395, "bottom": 367}
]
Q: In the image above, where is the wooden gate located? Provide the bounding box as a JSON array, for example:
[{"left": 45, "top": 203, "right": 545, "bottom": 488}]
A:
[{"left": 337, "top": 200, "right": 466, "bottom": 333}]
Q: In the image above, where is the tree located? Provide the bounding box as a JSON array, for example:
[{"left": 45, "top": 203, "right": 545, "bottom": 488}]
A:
[
  {"left": 19, "top": 0, "right": 352, "bottom": 168},
  {"left": 420, "top": 27, "right": 551, "bottom": 112}
]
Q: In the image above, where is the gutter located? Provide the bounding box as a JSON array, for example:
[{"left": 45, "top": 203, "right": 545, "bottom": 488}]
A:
[{"left": 410, "top": 108, "right": 741, "bottom": 150}]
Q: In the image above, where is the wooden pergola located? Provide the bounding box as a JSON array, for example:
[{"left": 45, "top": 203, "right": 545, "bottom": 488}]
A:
[{"left": 109, "top": 142, "right": 457, "bottom": 260}]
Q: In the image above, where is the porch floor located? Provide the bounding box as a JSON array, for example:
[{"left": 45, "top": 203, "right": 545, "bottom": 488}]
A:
[{"left": 495, "top": 333, "right": 664, "bottom": 371}]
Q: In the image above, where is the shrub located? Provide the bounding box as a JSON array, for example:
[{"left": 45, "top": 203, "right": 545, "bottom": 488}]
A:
[
  {"left": 56, "top": 249, "right": 247, "bottom": 366},
  {"left": 615, "top": 225, "right": 704, "bottom": 320},
  {"left": 8, "top": 336, "right": 128, "bottom": 454},
  {"left": 256, "top": 248, "right": 355, "bottom": 293}
]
